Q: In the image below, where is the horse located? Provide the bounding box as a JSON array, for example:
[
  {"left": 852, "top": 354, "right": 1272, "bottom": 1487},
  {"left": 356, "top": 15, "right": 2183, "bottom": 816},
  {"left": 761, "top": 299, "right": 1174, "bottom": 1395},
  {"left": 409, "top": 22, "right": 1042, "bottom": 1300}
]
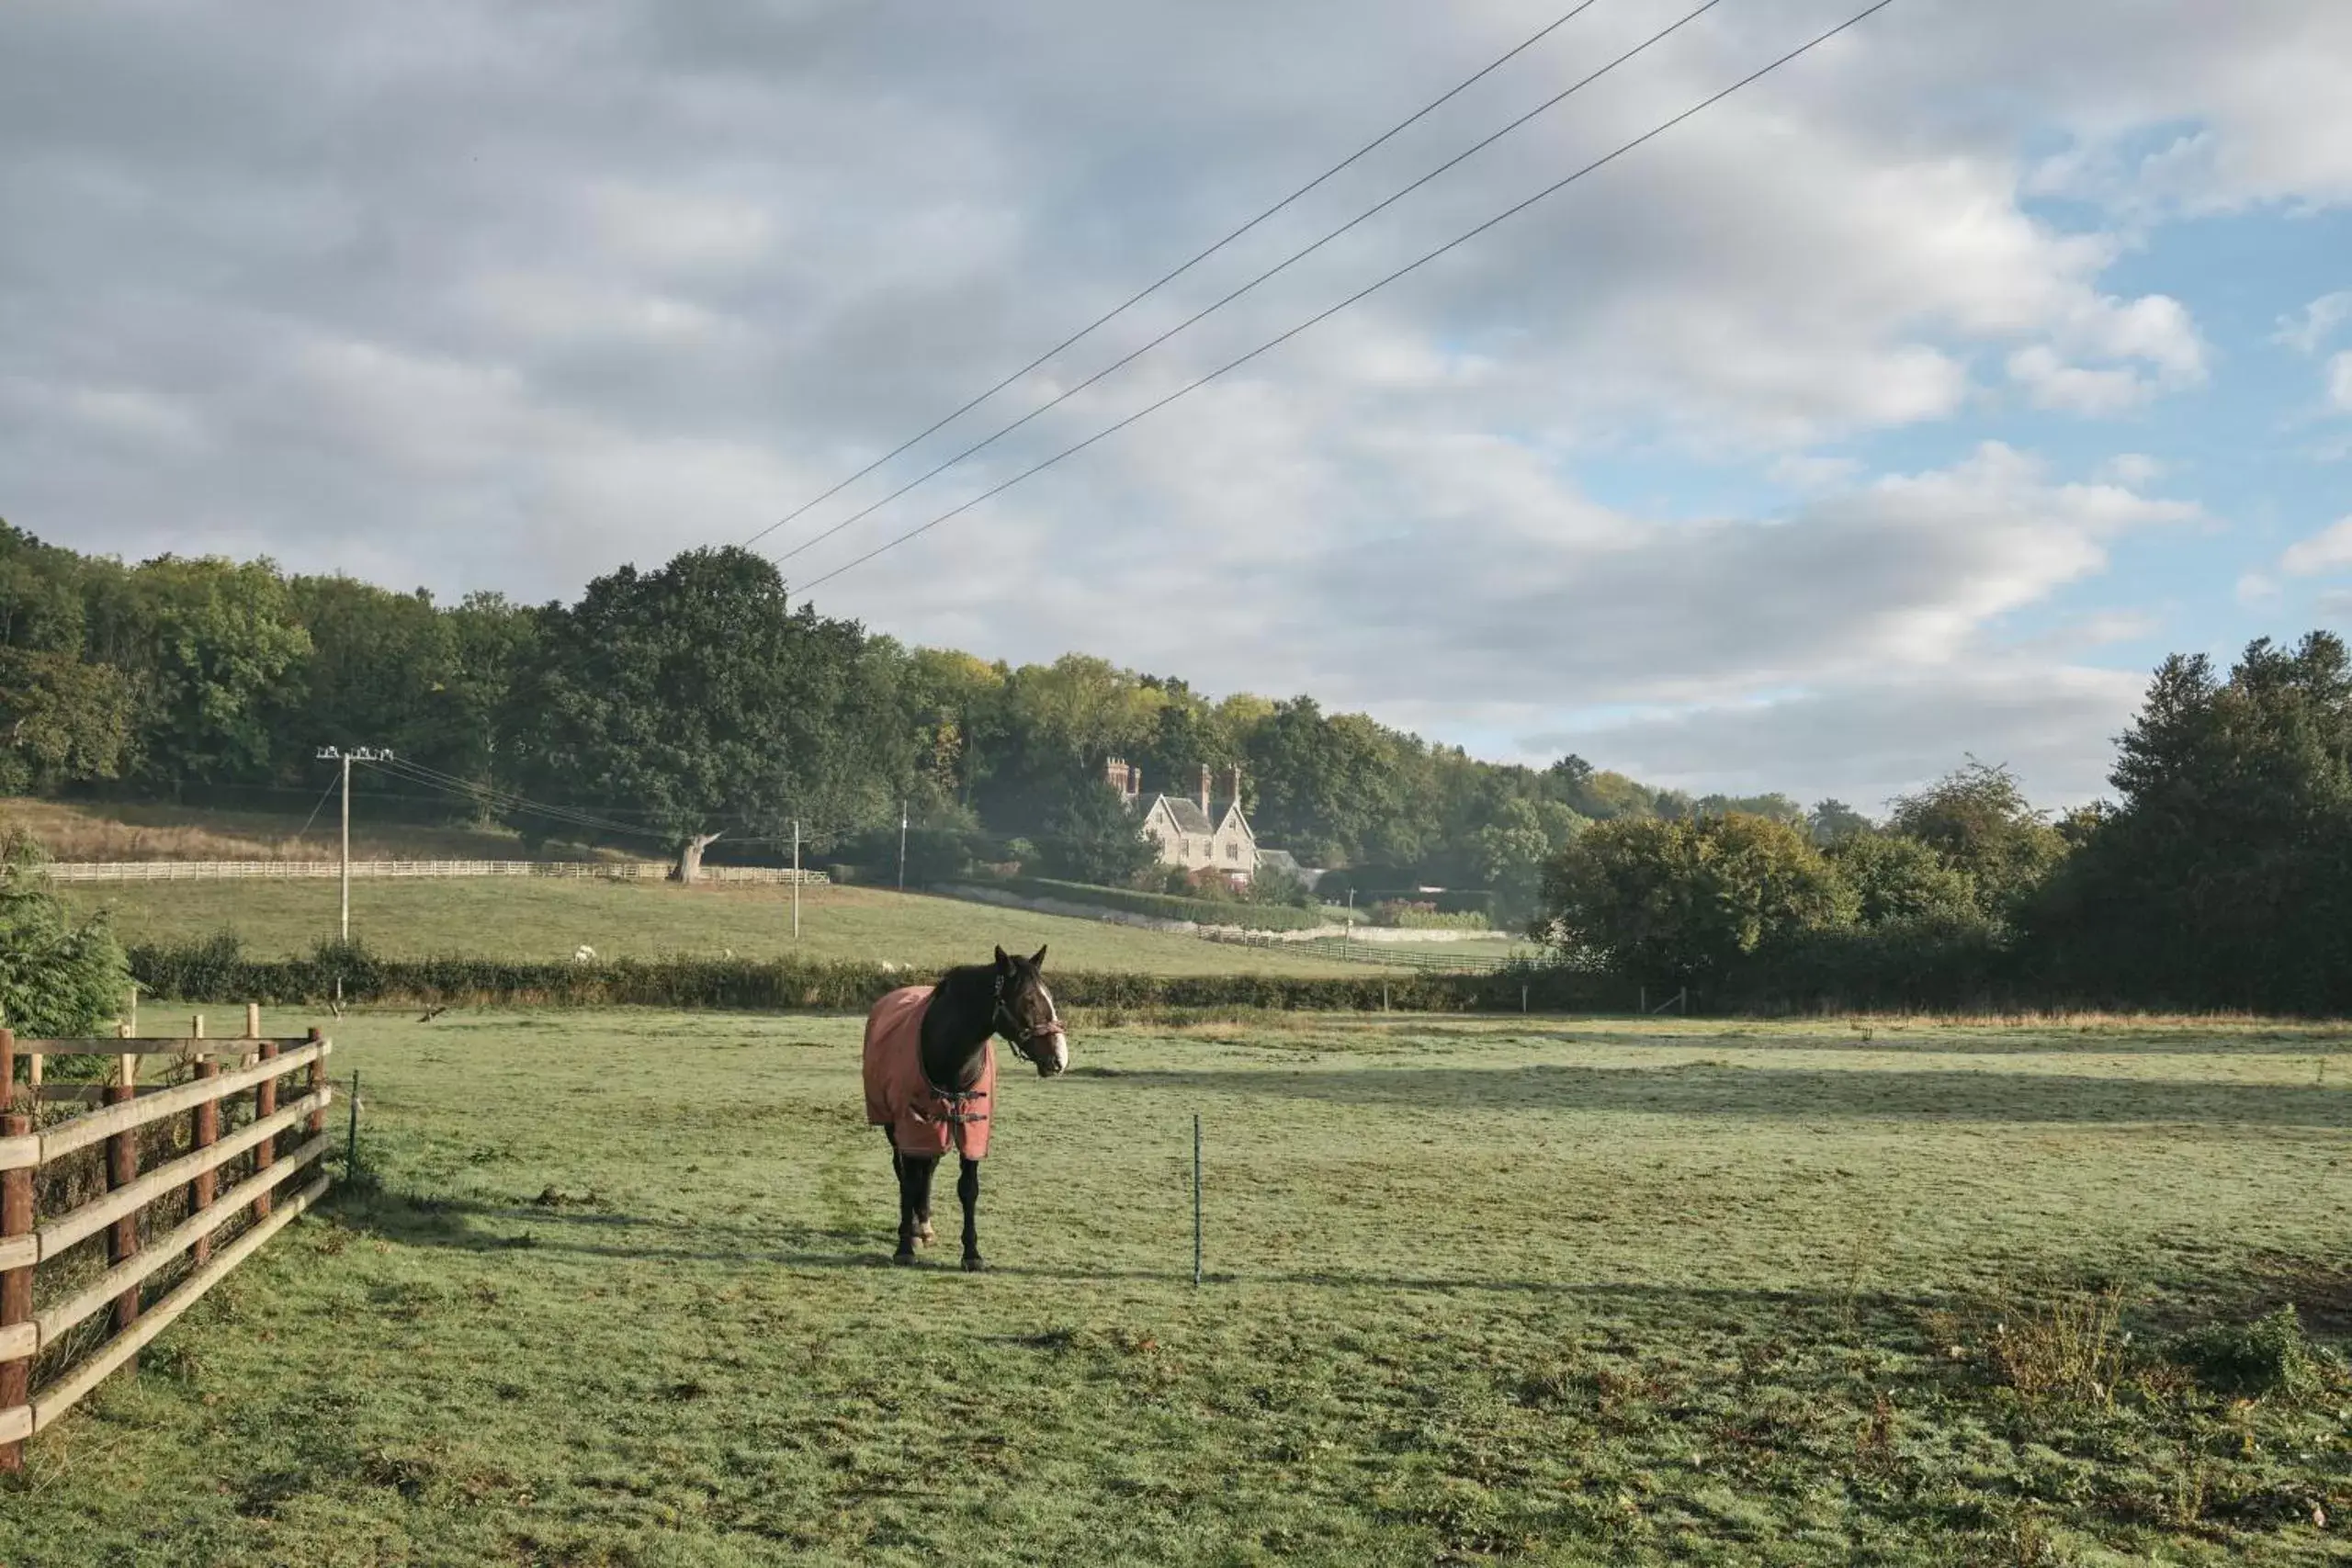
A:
[{"left": 862, "top": 944, "right": 1068, "bottom": 1270}]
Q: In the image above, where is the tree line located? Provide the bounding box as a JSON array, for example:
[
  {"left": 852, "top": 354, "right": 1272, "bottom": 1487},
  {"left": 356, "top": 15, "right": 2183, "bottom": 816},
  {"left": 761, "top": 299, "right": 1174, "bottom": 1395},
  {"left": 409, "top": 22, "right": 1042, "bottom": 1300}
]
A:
[
  {"left": 1534, "top": 633, "right": 2352, "bottom": 1014},
  {"left": 6, "top": 525, "right": 2346, "bottom": 1010},
  {"left": 4, "top": 525, "right": 1782, "bottom": 897}
]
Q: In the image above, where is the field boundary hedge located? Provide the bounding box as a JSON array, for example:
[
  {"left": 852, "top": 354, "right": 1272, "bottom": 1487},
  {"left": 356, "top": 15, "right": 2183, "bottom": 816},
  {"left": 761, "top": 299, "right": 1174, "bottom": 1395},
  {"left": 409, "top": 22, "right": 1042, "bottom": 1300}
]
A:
[{"left": 126, "top": 942, "right": 1609, "bottom": 1014}]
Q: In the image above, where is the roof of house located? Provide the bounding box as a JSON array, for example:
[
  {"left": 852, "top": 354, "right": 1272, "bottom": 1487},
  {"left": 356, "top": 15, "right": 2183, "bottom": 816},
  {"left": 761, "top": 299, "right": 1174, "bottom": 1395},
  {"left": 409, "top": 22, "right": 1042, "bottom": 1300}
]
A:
[
  {"left": 1256, "top": 848, "right": 1302, "bottom": 875},
  {"left": 1150, "top": 795, "right": 1215, "bottom": 834}
]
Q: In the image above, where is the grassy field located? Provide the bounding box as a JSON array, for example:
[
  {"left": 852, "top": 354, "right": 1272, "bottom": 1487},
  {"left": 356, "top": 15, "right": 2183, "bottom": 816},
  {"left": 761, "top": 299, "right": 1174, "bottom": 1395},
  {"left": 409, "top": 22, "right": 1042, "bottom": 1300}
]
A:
[
  {"left": 6, "top": 1011, "right": 2348, "bottom": 1564},
  {"left": 58, "top": 877, "right": 1419, "bottom": 976},
  {"left": 0, "top": 795, "right": 614, "bottom": 865}
]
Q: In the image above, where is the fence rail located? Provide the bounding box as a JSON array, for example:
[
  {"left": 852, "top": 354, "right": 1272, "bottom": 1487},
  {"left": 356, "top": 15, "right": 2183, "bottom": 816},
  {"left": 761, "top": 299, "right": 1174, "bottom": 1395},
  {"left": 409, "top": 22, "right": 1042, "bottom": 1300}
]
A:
[
  {"left": 1199, "top": 931, "right": 1543, "bottom": 974},
  {"left": 38, "top": 859, "right": 829, "bottom": 886},
  {"left": 0, "top": 1014, "right": 333, "bottom": 1467}
]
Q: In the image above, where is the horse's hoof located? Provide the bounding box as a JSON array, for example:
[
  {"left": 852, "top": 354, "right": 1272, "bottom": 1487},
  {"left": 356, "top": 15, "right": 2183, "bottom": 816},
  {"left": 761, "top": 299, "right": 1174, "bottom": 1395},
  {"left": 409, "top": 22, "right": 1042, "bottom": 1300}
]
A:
[
  {"left": 915, "top": 1222, "right": 935, "bottom": 1247},
  {"left": 961, "top": 1254, "right": 988, "bottom": 1273},
  {"left": 893, "top": 1248, "right": 917, "bottom": 1267}
]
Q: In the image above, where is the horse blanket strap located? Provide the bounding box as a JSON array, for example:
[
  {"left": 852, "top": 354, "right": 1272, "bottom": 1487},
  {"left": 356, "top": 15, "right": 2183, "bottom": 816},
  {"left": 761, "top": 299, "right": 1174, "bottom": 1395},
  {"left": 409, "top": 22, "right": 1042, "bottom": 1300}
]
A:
[{"left": 863, "top": 985, "right": 995, "bottom": 1160}]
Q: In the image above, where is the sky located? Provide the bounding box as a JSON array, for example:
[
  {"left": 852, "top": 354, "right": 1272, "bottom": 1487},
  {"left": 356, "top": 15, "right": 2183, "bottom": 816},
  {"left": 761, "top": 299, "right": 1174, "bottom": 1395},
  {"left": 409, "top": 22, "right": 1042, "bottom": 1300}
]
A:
[{"left": 2, "top": 0, "right": 2347, "bottom": 814}]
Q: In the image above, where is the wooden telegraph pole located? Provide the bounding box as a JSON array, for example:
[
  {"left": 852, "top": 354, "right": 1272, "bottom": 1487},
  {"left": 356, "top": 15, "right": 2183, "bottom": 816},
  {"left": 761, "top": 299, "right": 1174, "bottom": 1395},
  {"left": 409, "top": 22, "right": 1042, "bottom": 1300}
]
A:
[{"left": 315, "top": 746, "right": 394, "bottom": 942}]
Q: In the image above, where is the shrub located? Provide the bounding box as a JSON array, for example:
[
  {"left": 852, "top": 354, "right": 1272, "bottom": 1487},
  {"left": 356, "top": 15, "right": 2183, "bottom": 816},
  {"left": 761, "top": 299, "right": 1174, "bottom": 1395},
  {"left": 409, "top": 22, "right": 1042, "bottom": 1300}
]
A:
[
  {"left": 2167, "top": 1306, "right": 2337, "bottom": 1398},
  {"left": 0, "top": 829, "right": 131, "bottom": 1035}
]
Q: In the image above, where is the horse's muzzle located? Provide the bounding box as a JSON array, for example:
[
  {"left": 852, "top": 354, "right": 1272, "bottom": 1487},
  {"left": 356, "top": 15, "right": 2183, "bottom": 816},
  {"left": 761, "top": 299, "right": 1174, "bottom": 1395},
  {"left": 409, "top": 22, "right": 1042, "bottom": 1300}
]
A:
[{"left": 1033, "top": 1034, "right": 1069, "bottom": 1077}]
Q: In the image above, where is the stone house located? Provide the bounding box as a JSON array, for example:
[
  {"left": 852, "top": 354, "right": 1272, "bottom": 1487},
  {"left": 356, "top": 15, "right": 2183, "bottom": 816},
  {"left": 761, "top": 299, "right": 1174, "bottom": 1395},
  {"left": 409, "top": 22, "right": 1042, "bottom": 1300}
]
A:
[{"left": 1103, "top": 759, "right": 1259, "bottom": 883}]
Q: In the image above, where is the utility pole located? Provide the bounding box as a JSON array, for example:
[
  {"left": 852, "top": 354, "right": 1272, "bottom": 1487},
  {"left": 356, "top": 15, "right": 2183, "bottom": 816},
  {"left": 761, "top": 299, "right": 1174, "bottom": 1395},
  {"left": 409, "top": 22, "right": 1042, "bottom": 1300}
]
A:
[
  {"left": 898, "top": 803, "right": 908, "bottom": 892},
  {"left": 791, "top": 818, "right": 801, "bottom": 941},
  {"left": 316, "top": 747, "right": 393, "bottom": 943}
]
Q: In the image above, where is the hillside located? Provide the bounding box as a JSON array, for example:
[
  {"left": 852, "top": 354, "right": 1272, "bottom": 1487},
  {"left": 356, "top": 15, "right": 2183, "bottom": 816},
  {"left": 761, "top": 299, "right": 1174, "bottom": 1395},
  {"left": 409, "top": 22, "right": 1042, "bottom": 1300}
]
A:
[
  {"left": 0, "top": 795, "right": 628, "bottom": 864},
  {"left": 56, "top": 876, "right": 1392, "bottom": 976}
]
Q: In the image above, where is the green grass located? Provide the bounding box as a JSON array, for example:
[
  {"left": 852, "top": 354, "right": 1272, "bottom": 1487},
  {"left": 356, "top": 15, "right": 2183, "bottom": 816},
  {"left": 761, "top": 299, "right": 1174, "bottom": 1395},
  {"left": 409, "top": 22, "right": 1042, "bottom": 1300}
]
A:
[
  {"left": 61, "top": 879, "right": 1390, "bottom": 976},
  {"left": 6, "top": 1012, "right": 2351, "bottom": 1564}
]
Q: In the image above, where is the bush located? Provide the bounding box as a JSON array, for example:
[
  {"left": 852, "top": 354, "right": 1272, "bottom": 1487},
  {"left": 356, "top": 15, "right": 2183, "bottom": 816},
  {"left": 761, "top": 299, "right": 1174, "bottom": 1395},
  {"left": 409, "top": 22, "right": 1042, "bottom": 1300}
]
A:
[
  {"left": 0, "top": 829, "right": 131, "bottom": 1035},
  {"left": 125, "top": 939, "right": 1605, "bottom": 1013},
  {"left": 978, "top": 877, "right": 1329, "bottom": 931},
  {"left": 2167, "top": 1307, "right": 2337, "bottom": 1398}
]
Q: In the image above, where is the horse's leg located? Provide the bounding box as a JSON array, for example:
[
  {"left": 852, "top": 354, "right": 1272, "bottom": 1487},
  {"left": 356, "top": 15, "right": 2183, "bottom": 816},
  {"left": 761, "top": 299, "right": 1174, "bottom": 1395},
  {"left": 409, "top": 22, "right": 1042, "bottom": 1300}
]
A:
[
  {"left": 895, "top": 1151, "right": 933, "bottom": 1265},
  {"left": 912, "top": 1156, "right": 939, "bottom": 1249},
  {"left": 957, "top": 1156, "right": 985, "bottom": 1272}
]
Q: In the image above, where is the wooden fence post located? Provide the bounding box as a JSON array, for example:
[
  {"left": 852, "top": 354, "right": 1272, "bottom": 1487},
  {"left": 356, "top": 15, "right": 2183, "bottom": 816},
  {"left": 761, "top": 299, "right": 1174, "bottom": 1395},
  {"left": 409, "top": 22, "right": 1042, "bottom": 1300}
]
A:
[
  {"left": 191, "top": 1052, "right": 221, "bottom": 1267},
  {"left": 306, "top": 1028, "right": 327, "bottom": 1144},
  {"left": 107, "top": 1042, "right": 140, "bottom": 1362},
  {"left": 1, "top": 1029, "right": 29, "bottom": 1474},
  {"left": 254, "top": 1038, "right": 280, "bottom": 1221}
]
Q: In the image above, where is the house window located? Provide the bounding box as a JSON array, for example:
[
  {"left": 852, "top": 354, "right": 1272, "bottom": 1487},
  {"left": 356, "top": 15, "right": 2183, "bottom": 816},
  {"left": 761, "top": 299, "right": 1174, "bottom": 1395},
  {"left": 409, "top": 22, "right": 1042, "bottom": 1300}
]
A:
[{"left": 1225, "top": 842, "right": 1238, "bottom": 861}]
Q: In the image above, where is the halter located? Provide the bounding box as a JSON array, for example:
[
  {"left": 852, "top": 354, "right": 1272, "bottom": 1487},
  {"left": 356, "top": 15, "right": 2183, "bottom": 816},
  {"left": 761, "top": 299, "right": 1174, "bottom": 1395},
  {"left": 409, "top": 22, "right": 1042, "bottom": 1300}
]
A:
[{"left": 993, "top": 971, "right": 1066, "bottom": 1061}]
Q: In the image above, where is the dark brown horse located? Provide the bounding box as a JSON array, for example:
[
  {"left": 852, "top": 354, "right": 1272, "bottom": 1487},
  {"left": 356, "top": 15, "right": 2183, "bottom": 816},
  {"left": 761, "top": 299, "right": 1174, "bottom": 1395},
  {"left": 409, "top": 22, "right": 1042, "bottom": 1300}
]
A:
[{"left": 862, "top": 945, "right": 1066, "bottom": 1270}]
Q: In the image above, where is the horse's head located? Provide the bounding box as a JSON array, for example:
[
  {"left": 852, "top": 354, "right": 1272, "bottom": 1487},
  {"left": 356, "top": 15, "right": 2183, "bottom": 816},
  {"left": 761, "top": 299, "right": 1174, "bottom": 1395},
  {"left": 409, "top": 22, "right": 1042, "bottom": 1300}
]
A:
[{"left": 992, "top": 944, "right": 1068, "bottom": 1077}]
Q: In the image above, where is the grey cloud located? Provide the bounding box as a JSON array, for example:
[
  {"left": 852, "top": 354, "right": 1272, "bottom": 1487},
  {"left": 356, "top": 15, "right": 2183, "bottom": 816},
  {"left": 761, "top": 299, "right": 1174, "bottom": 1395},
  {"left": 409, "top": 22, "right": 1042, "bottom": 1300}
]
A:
[{"left": 1, "top": 0, "right": 2346, "bottom": 806}]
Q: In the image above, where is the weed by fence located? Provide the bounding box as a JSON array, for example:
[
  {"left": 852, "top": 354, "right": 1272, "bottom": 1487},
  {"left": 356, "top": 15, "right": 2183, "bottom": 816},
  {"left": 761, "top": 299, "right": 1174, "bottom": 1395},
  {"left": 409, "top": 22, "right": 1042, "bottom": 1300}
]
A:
[{"left": 126, "top": 941, "right": 1609, "bottom": 1014}]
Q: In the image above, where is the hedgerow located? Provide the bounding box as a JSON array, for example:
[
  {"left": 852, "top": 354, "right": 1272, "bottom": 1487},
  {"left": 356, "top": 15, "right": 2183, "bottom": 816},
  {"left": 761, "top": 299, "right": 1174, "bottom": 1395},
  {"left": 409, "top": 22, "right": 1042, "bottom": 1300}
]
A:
[{"left": 126, "top": 939, "right": 1605, "bottom": 1014}]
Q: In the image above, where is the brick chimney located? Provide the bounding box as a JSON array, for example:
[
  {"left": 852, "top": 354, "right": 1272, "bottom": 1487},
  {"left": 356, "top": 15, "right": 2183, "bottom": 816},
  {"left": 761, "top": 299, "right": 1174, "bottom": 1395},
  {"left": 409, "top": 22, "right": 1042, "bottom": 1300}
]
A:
[
  {"left": 1104, "top": 756, "right": 1126, "bottom": 795},
  {"left": 1228, "top": 764, "right": 1243, "bottom": 816},
  {"left": 1198, "top": 764, "right": 1211, "bottom": 817},
  {"left": 1126, "top": 762, "right": 1141, "bottom": 801}
]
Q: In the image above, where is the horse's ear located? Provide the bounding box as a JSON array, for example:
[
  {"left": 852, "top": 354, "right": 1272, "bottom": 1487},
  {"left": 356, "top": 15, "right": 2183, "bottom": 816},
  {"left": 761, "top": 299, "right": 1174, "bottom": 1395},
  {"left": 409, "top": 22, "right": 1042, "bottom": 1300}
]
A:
[
  {"left": 1030, "top": 944, "right": 1048, "bottom": 969},
  {"left": 994, "top": 945, "right": 1011, "bottom": 969}
]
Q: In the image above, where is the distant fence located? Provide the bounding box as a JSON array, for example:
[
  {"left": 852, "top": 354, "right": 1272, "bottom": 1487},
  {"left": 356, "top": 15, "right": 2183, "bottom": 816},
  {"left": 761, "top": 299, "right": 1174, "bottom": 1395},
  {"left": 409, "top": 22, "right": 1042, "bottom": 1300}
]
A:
[
  {"left": 40, "top": 860, "right": 830, "bottom": 886},
  {"left": 1, "top": 1012, "right": 334, "bottom": 1469},
  {"left": 1200, "top": 931, "right": 1537, "bottom": 975}
]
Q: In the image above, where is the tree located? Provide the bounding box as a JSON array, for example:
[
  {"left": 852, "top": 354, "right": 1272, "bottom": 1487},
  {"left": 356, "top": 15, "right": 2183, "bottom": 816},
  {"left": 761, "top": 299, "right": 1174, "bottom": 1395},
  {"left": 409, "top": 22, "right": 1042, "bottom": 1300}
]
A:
[
  {"left": 126, "top": 555, "right": 312, "bottom": 790},
  {"left": 1806, "top": 799, "right": 1873, "bottom": 845},
  {"left": 1886, "top": 760, "right": 2067, "bottom": 919},
  {"left": 2031, "top": 633, "right": 2352, "bottom": 1010},
  {"left": 1039, "top": 778, "right": 1158, "bottom": 886},
  {"left": 504, "top": 547, "right": 879, "bottom": 880},
  {"left": 1827, "top": 831, "right": 1977, "bottom": 926},
  {"left": 0, "top": 829, "right": 130, "bottom": 1035},
  {"left": 0, "top": 649, "right": 134, "bottom": 793},
  {"left": 1470, "top": 796, "right": 1587, "bottom": 921},
  {"left": 1535, "top": 812, "right": 1854, "bottom": 987}
]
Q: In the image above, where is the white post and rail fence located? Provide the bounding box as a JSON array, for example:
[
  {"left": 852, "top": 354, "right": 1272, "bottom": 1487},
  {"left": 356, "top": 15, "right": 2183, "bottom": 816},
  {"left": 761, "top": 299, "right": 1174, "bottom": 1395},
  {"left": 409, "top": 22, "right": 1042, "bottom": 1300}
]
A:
[{"left": 0, "top": 1012, "right": 334, "bottom": 1470}]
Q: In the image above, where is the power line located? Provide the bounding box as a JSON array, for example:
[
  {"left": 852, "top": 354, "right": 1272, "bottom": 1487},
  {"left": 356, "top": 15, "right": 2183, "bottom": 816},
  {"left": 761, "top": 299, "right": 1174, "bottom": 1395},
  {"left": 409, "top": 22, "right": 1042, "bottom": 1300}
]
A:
[
  {"left": 361, "top": 757, "right": 676, "bottom": 843},
  {"left": 771, "top": 0, "right": 1724, "bottom": 571},
  {"left": 795, "top": 0, "right": 1901, "bottom": 596},
  {"left": 364, "top": 755, "right": 849, "bottom": 850},
  {"left": 743, "top": 0, "right": 1613, "bottom": 555}
]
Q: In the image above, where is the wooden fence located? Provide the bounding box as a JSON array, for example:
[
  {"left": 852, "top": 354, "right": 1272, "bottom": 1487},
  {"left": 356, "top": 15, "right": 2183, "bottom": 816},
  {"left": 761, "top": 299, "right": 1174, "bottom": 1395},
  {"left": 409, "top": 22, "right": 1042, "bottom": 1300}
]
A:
[
  {"left": 0, "top": 1010, "right": 334, "bottom": 1469},
  {"left": 38, "top": 859, "right": 829, "bottom": 886}
]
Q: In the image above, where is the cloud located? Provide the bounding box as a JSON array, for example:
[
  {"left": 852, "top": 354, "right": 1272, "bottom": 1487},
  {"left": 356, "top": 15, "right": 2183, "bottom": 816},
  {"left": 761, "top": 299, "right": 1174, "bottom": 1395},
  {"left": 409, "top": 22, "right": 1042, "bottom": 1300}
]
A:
[
  {"left": 2236, "top": 571, "right": 2281, "bottom": 605},
  {"left": 0, "top": 0, "right": 2343, "bottom": 807},
  {"left": 2276, "top": 291, "right": 2352, "bottom": 355},
  {"left": 1519, "top": 663, "right": 2147, "bottom": 810},
  {"left": 2279, "top": 515, "right": 2352, "bottom": 577},
  {"left": 2330, "top": 352, "right": 2352, "bottom": 414}
]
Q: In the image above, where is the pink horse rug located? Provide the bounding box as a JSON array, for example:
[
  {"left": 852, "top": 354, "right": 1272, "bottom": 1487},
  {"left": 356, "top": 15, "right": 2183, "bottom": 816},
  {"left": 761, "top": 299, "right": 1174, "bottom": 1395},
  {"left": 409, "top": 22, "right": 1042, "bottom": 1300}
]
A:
[{"left": 863, "top": 985, "right": 996, "bottom": 1160}]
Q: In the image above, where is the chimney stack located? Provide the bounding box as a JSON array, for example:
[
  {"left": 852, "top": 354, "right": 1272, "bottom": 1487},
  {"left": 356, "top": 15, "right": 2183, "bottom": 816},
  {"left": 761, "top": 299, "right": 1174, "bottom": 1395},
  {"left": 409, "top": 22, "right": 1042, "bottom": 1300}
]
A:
[
  {"left": 1105, "top": 756, "right": 1126, "bottom": 795},
  {"left": 1198, "top": 764, "right": 1211, "bottom": 818},
  {"left": 1229, "top": 764, "right": 1243, "bottom": 815},
  {"left": 1126, "top": 762, "right": 1140, "bottom": 801}
]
